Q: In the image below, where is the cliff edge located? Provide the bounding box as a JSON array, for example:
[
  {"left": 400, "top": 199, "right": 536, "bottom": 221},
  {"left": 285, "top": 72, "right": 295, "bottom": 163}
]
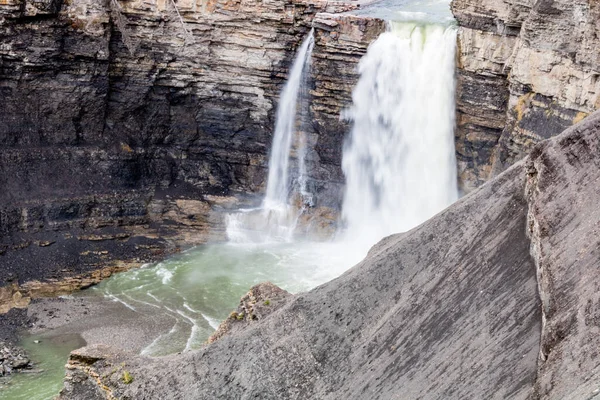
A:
[{"left": 58, "top": 112, "right": 600, "bottom": 399}]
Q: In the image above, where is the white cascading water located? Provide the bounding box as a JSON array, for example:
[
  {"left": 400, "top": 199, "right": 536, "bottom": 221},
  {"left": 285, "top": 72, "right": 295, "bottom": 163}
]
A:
[
  {"left": 226, "top": 30, "right": 315, "bottom": 243},
  {"left": 46, "top": 19, "right": 462, "bottom": 368},
  {"left": 264, "top": 28, "right": 314, "bottom": 210},
  {"left": 340, "top": 22, "right": 459, "bottom": 248}
]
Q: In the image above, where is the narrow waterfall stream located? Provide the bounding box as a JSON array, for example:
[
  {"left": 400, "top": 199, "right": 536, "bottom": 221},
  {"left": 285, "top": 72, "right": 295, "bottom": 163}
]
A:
[
  {"left": 263, "top": 29, "right": 315, "bottom": 214},
  {"left": 226, "top": 30, "right": 315, "bottom": 244},
  {"left": 3, "top": 10, "right": 460, "bottom": 400}
]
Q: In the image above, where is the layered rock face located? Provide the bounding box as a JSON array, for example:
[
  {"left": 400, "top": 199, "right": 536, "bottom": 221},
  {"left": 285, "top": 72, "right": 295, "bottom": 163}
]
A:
[
  {"left": 0, "top": 0, "right": 385, "bottom": 299},
  {"left": 57, "top": 110, "right": 600, "bottom": 400},
  {"left": 452, "top": 0, "right": 600, "bottom": 192}
]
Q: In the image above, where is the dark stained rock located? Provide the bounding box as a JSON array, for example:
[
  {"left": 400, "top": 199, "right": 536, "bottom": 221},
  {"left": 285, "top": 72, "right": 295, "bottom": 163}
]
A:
[{"left": 0, "top": 0, "right": 386, "bottom": 301}]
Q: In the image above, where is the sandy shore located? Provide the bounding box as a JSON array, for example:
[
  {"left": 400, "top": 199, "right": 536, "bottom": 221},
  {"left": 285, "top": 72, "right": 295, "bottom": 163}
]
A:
[{"left": 26, "top": 293, "right": 178, "bottom": 355}]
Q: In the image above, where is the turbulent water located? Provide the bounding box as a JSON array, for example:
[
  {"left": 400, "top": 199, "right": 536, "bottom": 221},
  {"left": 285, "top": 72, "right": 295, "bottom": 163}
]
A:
[
  {"left": 340, "top": 22, "right": 458, "bottom": 247},
  {"left": 226, "top": 30, "right": 315, "bottom": 243},
  {"left": 91, "top": 241, "right": 362, "bottom": 355}
]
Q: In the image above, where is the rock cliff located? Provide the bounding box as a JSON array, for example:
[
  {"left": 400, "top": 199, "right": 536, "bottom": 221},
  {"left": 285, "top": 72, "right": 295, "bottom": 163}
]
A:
[
  {"left": 452, "top": 0, "right": 600, "bottom": 192},
  {"left": 4, "top": 0, "right": 599, "bottom": 300},
  {"left": 57, "top": 111, "right": 600, "bottom": 399},
  {"left": 0, "top": 0, "right": 385, "bottom": 302}
]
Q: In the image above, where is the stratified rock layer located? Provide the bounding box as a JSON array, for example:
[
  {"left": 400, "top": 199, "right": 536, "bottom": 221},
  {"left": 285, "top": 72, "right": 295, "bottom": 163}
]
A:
[
  {"left": 0, "top": 0, "right": 385, "bottom": 297},
  {"left": 452, "top": 0, "right": 600, "bottom": 192},
  {"left": 58, "top": 111, "right": 600, "bottom": 400}
]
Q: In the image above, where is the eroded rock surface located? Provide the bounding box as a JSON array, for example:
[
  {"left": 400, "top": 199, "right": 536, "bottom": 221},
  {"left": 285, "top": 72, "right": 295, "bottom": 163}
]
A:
[
  {"left": 60, "top": 109, "right": 600, "bottom": 400},
  {"left": 452, "top": 0, "right": 600, "bottom": 192},
  {"left": 58, "top": 111, "right": 600, "bottom": 400},
  {"left": 524, "top": 114, "right": 600, "bottom": 398}
]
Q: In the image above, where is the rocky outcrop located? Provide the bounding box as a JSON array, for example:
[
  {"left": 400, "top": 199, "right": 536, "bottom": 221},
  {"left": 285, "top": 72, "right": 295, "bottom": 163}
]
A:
[
  {"left": 0, "top": 0, "right": 386, "bottom": 300},
  {"left": 0, "top": 340, "right": 32, "bottom": 376},
  {"left": 58, "top": 110, "right": 600, "bottom": 399},
  {"left": 452, "top": 0, "right": 600, "bottom": 192},
  {"left": 207, "top": 282, "right": 292, "bottom": 344}
]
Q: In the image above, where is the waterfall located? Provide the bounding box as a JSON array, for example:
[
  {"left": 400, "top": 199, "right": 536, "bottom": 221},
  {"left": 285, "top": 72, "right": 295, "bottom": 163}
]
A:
[
  {"left": 226, "top": 29, "right": 315, "bottom": 243},
  {"left": 264, "top": 28, "right": 314, "bottom": 209},
  {"left": 74, "top": 19, "right": 463, "bottom": 366},
  {"left": 340, "top": 22, "right": 459, "bottom": 247}
]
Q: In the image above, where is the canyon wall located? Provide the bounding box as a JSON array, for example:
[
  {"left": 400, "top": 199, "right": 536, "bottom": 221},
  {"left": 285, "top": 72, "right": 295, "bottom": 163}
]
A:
[
  {"left": 5, "top": 0, "right": 600, "bottom": 305},
  {"left": 0, "top": 0, "right": 385, "bottom": 299},
  {"left": 452, "top": 0, "right": 600, "bottom": 191}
]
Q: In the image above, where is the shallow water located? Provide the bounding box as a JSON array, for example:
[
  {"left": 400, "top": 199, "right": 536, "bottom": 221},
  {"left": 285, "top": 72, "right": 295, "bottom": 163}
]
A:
[
  {"left": 0, "top": 333, "right": 85, "bottom": 400},
  {"left": 0, "top": 241, "right": 365, "bottom": 400},
  {"left": 90, "top": 240, "right": 366, "bottom": 356}
]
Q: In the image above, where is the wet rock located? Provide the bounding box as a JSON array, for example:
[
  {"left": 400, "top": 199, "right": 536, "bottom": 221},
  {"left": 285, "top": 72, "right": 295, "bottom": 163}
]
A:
[{"left": 0, "top": 340, "right": 32, "bottom": 376}]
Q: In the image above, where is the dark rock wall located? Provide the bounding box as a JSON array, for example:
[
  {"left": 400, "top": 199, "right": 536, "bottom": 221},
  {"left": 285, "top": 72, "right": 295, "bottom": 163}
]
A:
[
  {"left": 8, "top": 0, "right": 600, "bottom": 296},
  {"left": 0, "top": 0, "right": 385, "bottom": 289}
]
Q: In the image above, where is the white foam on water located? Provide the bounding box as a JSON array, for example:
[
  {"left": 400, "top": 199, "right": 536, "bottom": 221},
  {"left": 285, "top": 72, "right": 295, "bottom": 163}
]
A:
[
  {"left": 202, "top": 313, "right": 223, "bottom": 330},
  {"left": 155, "top": 265, "right": 174, "bottom": 285},
  {"left": 141, "top": 322, "right": 179, "bottom": 356},
  {"left": 105, "top": 293, "right": 136, "bottom": 311}
]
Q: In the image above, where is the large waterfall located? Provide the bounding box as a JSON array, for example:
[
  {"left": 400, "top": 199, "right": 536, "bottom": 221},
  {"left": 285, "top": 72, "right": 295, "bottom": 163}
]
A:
[
  {"left": 227, "top": 22, "right": 458, "bottom": 248},
  {"left": 340, "top": 22, "right": 458, "bottom": 247},
  {"left": 59, "top": 17, "right": 460, "bottom": 363},
  {"left": 226, "top": 30, "right": 314, "bottom": 243}
]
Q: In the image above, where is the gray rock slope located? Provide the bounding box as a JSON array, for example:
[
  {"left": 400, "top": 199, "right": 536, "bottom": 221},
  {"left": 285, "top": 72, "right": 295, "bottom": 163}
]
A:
[{"left": 59, "top": 111, "right": 600, "bottom": 399}]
